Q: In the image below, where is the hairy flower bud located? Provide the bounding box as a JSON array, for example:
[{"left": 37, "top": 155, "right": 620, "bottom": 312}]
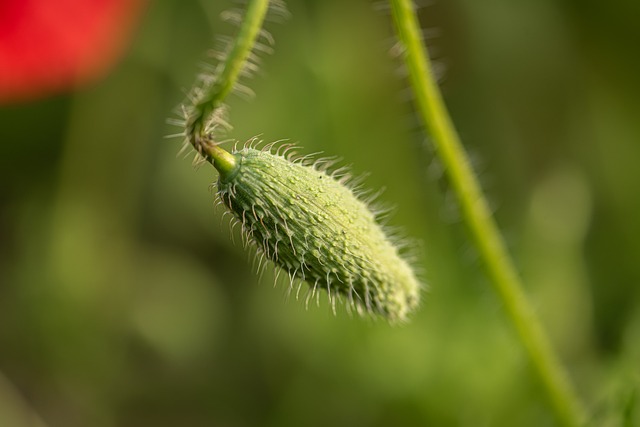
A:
[{"left": 215, "top": 146, "right": 421, "bottom": 323}]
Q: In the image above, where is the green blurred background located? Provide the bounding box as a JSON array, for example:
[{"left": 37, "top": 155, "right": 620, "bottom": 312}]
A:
[{"left": 1, "top": 0, "right": 639, "bottom": 426}]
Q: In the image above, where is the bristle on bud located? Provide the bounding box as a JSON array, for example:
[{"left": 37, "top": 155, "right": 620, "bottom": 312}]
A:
[{"left": 215, "top": 146, "right": 422, "bottom": 323}]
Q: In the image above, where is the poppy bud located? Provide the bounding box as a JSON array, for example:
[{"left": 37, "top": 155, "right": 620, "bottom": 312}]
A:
[{"left": 215, "top": 146, "right": 421, "bottom": 323}]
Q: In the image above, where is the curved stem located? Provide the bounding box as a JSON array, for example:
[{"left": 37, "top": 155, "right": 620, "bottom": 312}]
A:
[
  {"left": 389, "top": 1, "right": 586, "bottom": 425},
  {"left": 205, "top": 140, "right": 237, "bottom": 176},
  {"left": 186, "top": 0, "right": 270, "bottom": 164}
]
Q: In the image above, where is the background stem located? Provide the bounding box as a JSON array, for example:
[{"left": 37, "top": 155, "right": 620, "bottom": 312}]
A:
[{"left": 388, "top": 0, "right": 586, "bottom": 425}]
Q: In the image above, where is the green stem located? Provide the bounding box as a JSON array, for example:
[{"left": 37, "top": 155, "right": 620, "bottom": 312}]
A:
[
  {"left": 389, "top": 1, "right": 586, "bottom": 425},
  {"left": 205, "top": 140, "right": 237, "bottom": 177},
  {"left": 186, "top": 0, "right": 270, "bottom": 163}
]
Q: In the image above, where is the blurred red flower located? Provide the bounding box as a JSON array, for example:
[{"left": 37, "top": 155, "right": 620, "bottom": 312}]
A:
[{"left": 0, "top": 0, "right": 146, "bottom": 104}]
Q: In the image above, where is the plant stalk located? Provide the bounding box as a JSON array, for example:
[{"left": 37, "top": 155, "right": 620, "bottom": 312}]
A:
[
  {"left": 388, "top": 0, "right": 585, "bottom": 425},
  {"left": 186, "top": 0, "right": 270, "bottom": 160}
]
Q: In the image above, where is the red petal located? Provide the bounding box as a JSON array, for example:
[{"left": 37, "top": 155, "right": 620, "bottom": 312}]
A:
[{"left": 0, "top": 0, "right": 146, "bottom": 103}]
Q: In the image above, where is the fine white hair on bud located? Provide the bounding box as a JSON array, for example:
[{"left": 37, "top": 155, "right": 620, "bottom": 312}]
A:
[{"left": 214, "top": 144, "right": 422, "bottom": 323}]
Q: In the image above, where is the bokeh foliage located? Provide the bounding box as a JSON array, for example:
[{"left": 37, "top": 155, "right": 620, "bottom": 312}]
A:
[{"left": 1, "top": 0, "right": 639, "bottom": 426}]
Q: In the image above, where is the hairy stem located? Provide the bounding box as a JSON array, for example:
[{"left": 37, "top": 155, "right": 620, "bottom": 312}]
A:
[
  {"left": 186, "top": 0, "right": 270, "bottom": 163},
  {"left": 389, "top": 0, "right": 586, "bottom": 425}
]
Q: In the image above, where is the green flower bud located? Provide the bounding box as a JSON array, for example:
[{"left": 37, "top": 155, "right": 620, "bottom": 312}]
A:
[{"left": 215, "top": 146, "right": 421, "bottom": 323}]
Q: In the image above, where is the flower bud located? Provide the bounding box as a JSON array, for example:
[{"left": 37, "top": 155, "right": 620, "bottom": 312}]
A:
[{"left": 216, "top": 147, "right": 421, "bottom": 323}]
